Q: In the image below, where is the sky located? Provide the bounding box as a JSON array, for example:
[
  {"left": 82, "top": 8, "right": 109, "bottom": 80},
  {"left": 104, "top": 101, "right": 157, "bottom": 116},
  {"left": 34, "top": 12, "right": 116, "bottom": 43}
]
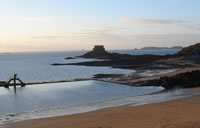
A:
[{"left": 0, "top": 0, "right": 200, "bottom": 52}]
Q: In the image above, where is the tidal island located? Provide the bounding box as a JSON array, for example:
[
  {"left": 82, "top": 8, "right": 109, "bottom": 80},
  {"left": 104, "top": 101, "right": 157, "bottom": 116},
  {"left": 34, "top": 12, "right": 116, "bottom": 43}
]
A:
[{"left": 52, "top": 43, "right": 200, "bottom": 89}]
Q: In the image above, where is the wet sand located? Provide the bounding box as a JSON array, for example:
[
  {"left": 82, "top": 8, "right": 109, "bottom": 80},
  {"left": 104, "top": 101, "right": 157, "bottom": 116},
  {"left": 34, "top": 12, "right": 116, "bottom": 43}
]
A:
[{"left": 10, "top": 90, "right": 200, "bottom": 128}]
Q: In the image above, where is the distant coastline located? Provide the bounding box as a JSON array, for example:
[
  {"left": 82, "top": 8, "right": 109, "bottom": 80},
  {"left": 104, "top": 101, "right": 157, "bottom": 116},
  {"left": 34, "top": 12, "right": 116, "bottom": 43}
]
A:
[{"left": 138, "top": 46, "right": 183, "bottom": 50}]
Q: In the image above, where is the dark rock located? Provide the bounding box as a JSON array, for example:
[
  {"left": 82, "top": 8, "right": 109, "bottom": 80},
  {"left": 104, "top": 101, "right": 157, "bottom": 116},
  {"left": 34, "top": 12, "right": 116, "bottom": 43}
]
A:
[
  {"left": 9, "top": 113, "right": 15, "bottom": 117},
  {"left": 146, "top": 70, "right": 200, "bottom": 89},
  {"left": 65, "top": 54, "right": 171, "bottom": 70},
  {"left": 80, "top": 45, "right": 139, "bottom": 60},
  {"left": 176, "top": 43, "right": 200, "bottom": 56},
  {"left": 51, "top": 63, "right": 64, "bottom": 66},
  {"left": 53, "top": 45, "right": 172, "bottom": 69},
  {"left": 93, "top": 74, "right": 124, "bottom": 79},
  {"left": 65, "top": 57, "right": 75, "bottom": 59},
  {"left": 184, "top": 55, "right": 200, "bottom": 64}
]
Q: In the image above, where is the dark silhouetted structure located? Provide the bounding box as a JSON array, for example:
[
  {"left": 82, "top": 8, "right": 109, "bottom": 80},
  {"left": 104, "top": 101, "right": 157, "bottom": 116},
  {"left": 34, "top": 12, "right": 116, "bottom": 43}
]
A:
[
  {"left": 92, "top": 45, "right": 106, "bottom": 53},
  {"left": 5, "top": 74, "right": 26, "bottom": 88},
  {"left": 81, "top": 45, "right": 110, "bottom": 58}
]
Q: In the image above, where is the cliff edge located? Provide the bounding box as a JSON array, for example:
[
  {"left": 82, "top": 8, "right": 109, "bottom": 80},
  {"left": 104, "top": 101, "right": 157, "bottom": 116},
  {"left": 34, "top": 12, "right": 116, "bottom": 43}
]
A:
[{"left": 176, "top": 43, "right": 200, "bottom": 56}]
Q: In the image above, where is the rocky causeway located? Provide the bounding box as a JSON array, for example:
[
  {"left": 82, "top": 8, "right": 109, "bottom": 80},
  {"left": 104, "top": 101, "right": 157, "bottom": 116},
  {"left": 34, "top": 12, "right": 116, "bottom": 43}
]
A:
[{"left": 52, "top": 44, "right": 200, "bottom": 89}]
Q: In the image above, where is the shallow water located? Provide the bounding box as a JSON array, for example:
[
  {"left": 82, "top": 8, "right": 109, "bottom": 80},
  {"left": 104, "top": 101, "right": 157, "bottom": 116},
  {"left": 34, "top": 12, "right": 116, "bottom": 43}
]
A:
[
  {"left": 0, "top": 80, "right": 163, "bottom": 116},
  {"left": 0, "top": 82, "right": 199, "bottom": 127}
]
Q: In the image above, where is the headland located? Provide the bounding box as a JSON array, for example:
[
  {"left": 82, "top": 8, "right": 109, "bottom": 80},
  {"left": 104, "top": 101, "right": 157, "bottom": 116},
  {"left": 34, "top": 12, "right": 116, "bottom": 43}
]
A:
[{"left": 52, "top": 43, "right": 200, "bottom": 89}]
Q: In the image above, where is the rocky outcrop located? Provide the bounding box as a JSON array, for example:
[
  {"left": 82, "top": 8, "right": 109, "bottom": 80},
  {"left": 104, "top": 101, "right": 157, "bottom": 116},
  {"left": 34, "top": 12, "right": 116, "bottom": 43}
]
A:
[
  {"left": 143, "top": 70, "right": 200, "bottom": 89},
  {"left": 65, "top": 57, "right": 75, "bottom": 59},
  {"left": 161, "top": 70, "right": 200, "bottom": 89},
  {"left": 53, "top": 45, "right": 172, "bottom": 69},
  {"left": 176, "top": 43, "right": 200, "bottom": 56},
  {"left": 80, "top": 45, "right": 110, "bottom": 58}
]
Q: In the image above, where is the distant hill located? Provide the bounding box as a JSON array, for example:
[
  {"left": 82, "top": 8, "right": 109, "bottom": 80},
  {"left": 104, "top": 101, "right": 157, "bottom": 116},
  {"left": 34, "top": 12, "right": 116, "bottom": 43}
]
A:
[
  {"left": 176, "top": 43, "right": 200, "bottom": 56},
  {"left": 140, "top": 46, "right": 183, "bottom": 50}
]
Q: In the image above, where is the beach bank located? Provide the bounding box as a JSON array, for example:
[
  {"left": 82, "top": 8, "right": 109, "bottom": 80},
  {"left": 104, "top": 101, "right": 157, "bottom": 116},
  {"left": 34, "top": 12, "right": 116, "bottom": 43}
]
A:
[{"left": 9, "top": 88, "right": 200, "bottom": 128}]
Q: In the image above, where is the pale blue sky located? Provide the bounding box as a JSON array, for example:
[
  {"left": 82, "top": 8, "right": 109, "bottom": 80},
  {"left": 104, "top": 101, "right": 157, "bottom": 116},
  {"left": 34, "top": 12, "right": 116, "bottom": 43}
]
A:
[{"left": 0, "top": 0, "right": 200, "bottom": 52}]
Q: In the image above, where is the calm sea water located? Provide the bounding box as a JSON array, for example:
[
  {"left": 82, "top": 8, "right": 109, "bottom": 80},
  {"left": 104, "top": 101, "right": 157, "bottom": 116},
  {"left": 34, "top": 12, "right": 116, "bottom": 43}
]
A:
[
  {"left": 0, "top": 80, "right": 163, "bottom": 115},
  {"left": 0, "top": 49, "right": 180, "bottom": 82},
  {"left": 0, "top": 49, "right": 181, "bottom": 126},
  {"left": 0, "top": 51, "right": 131, "bottom": 82}
]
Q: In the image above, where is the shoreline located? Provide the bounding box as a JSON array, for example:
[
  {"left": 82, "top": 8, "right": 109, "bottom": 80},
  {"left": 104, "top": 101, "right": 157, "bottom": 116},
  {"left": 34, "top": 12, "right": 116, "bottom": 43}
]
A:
[
  {"left": 1, "top": 65, "right": 200, "bottom": 90},
  {"left": 2, "top": 86, "right": 198, "bottom": 127},
  {"left": 52, "top": 49, "right": 200, "bottom": 89},
  {"left": 0, "top": 80, "right": 166, "bottom": 126},
  {"left": 97, "top": 67, "right": 200, "bottom": 87},
  {"left": 0, "top": 67, "right": 179, "bottom": 88},
  {"left": 9, "top": 88, "right": 200, "bottom": 128}
]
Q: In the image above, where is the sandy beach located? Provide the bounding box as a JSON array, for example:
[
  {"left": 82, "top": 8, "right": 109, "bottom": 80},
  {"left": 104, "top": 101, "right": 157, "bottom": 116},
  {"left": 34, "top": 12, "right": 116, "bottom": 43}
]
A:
[
  {"left": 9, "top": 89, "right": 200, "bottom": 128},
  {"left": 1, "top": 0, "right": 200, "bottom": 127},
  {"left": 5, "top": 45, "right": 200, "bottom": 128}
]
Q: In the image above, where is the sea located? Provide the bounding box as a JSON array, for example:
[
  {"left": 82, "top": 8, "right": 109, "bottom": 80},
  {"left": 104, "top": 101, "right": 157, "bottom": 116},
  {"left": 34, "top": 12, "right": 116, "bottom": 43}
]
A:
[
  {"left": 1, "top": 48, "right": 194, "bottom": 127},
  {"left": 0, "top": 49, "right": 179, "bottom": 82}
]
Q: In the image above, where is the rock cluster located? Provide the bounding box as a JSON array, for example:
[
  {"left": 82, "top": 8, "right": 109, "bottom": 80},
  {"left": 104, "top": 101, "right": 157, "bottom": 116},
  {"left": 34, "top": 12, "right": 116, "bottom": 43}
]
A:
[
  {"left": 176, "top": 43, "right": 200, "bottom": 56},
  {"left": 159, "top": 70, "right": 200, "bottom": 89}
]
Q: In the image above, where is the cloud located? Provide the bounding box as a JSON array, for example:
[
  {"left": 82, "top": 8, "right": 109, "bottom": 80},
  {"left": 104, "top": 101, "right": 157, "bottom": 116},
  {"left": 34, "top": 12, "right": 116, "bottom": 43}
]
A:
[
  {"left": 32, "top": 35, "right": 66, "bottom": 39},
  {"left": 21, "top": 16, "right": 53, "bottom": 22},
  {"left": 81, "top": 27, "right": 122, "bottom": 34},
  {"left": 31, "top": 26, "right": 124, "bottom": 40},
  {"left": 32, "top": 32, "right": 91, "bottom": 39},
  {"left": 120, "top": 18, "right": 200, "bottom": 31},
  {"left": 184, "top": 24, "right": 200, "bottom": 31},
  {"left": 120, "top": 18, "right": 185, "bottom": 25}
]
